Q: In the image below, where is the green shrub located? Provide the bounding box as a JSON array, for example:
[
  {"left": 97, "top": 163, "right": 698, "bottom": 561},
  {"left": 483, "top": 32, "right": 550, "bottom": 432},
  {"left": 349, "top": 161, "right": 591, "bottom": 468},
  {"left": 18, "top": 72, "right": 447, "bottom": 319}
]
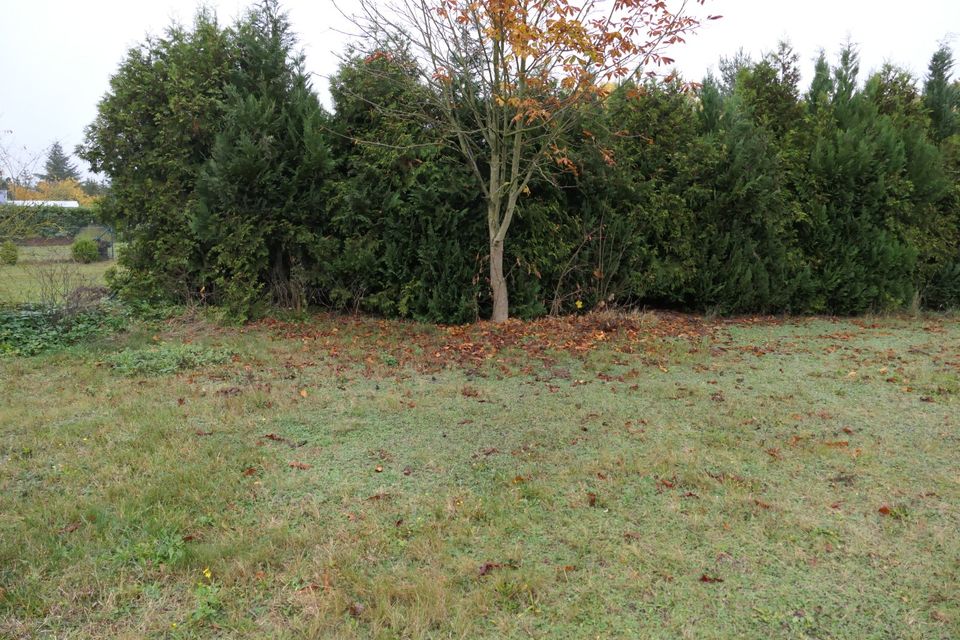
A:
[
  {"left": 72, "top": 238, "right": 100, "bottom": 263},
  {"left": 0, "top": 240, "right": 17, "bottom": 265},
  {"left": 0, "top": 303, "right": 128, "bottom": 357},
  {"left": 0, "top": 204, "right": 98, "bottom": 239}
]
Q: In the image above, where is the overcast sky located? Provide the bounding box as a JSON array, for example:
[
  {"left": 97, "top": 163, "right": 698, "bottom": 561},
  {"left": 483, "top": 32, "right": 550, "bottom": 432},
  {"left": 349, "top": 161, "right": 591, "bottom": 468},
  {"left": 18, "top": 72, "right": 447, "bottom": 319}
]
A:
[{"left": 1, "top": 0, "right": 958, "bottom": 177}]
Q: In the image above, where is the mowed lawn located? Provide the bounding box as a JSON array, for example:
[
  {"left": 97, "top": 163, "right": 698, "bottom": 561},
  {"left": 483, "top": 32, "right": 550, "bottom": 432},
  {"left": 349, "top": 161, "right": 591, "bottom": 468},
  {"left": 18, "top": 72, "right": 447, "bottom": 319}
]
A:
[
  {"left": 1, "top": 310, "right": 958, "bottom": 638},
  {"left": 0, "top": 244, "right": 115, "bottom": 305}
]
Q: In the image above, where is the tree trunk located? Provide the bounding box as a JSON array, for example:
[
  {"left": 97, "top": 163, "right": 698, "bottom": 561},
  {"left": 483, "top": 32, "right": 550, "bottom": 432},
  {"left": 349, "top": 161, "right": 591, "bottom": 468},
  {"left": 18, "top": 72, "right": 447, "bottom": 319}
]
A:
[{"left": 490, "top": 236, "right": 509, "bottom": 322}]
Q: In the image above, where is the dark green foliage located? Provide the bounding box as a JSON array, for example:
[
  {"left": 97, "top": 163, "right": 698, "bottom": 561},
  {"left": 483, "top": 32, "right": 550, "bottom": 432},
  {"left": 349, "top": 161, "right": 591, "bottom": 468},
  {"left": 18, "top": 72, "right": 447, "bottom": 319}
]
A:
[
  {"left": 325, "top": 51, "right": 486, "bottom": 323},
  {"left": 0, "top": 304, "right": 127, "bottom": 357},
  {"left": 107, "top": 343, "right": 233, "bottom": 376},
  {"left": 81, "top": 11, "right": 960, "bottom": 319},
  {"left": 0, "top": 204, "right": 98, "bottom": 239},
  {"left": 800, "top": 49, "right": 920, "bottom": 312},
  {"left": 564, "top": 83, "right": 701, "bottom": 310},
  {"left": 79, "top": 8, "right": 237, "bottom": 303},
  {"left": 924, "top": 45, "right": 959, "bottom": 144},
  {"left": 0, "top": 240, "right": 16, "bottom": 265},
  {"left": 37, "top": 142, "right": 80, "bottom": 183},
  {"left": 71, "top": 238, "right": 100, "bottom": 264},
  {"left": 807, "top": 51, "right": 833, "bottom": 113},
  {"left": 684, "top": 98, "right": 812, "bottom": 313},
  {"left": 193, "top": 1, "right": 333, "bottom": 321}
]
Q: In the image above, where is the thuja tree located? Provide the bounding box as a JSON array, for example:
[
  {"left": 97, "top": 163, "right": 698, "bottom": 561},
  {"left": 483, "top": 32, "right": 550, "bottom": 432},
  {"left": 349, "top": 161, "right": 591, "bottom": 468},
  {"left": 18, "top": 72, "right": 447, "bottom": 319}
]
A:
[
  {"left": 347, "top": 0, "right": 714, "bottom": 321},
  {"left": 193, "top": 1, "right": 333, "bottom": 320},
  {"left": 79, "top": 11, "right": 235, "bottom": 299},
  {"left": 800, "top": 47, "right": 951, "bottom": 312},
  {"left": 79, "top": 9, "right": 236, "bottom": 301},
  {"left": 326, "top": 51, "right": 487, "bottom": 322},
  {"left": 921, "top": 45, "right": 960, "bottom": 307}
]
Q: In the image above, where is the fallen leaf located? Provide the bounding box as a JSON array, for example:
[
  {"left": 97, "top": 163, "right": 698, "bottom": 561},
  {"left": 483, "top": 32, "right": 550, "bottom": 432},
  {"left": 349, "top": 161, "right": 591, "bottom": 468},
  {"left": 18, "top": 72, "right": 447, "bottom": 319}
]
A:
[
  {"left": 656, "top": 477, "right": 675, "bottom": 491},
  {"left": 878, "top": 505, "right": 891, "bottom": 516},
  {"left": 347, "top": 602, "right": 365, "bottom": 618},
  {"left": 242, "top": 467, "right": 258, "bottom": 477},
  {"left": 195, "top": 430, "right": 213, "bottom": 436},
  {"left": 59, "top": 522, "right": 81, "bottom": 535},
  {"left": 824, "top": 441, "right": 849, "bottom": 448},
  {"left": 478, "top": 562, "right": 507, "bottom": 577},
  {"left": 699, "top": 574, "right": 724, "bottom": 583},
  {"left": 289, "top": 461, "right": 311, "bottom": 470},
  {"left": 177, "top": 398, "right": 185, "bottom": 406},
  {"left": 766, "top": 447, "right": 782, "bottom": 460},
  {"left": 587, "top": 492, "right": 598, "bottom": 507},
  {"left": 402, "top": 466, "right": 413, "bottom": 476},
  {"left": 753, "top": 499, "right": 772, "bottom": 510},
  {"left": 299, "top": 388, "right": 308, "bottom": 398}
]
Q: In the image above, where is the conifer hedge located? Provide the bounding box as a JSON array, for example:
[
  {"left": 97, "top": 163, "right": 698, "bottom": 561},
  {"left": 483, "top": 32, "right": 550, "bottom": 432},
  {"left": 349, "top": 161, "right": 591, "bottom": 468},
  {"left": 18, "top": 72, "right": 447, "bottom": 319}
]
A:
[{"left": 79, "top": 2, "right": 960, "bottom": 321}]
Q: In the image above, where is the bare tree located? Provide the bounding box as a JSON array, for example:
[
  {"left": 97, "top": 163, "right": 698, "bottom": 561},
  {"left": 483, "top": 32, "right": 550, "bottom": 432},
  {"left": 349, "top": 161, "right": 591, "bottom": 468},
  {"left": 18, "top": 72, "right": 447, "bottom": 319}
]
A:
[
  {"left": 0, "top": 130, "right": 48, "bottom": 241},
  {"left": 340, "top": 0, "right": 715, "bottom": 321}
]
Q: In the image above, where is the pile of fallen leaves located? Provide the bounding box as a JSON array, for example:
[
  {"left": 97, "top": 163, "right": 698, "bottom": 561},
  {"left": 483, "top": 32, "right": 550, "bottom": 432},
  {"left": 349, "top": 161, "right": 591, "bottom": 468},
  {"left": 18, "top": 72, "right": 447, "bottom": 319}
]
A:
[{"left": 250, "top": 310, "right": 727, "bottom": 374}]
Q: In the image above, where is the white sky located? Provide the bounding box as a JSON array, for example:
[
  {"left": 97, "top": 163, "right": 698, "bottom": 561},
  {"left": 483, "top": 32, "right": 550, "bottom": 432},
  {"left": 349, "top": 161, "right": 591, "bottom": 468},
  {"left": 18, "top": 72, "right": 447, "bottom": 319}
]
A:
[{"left": 1, "top": 0, "right": 958, "bottom": 177}]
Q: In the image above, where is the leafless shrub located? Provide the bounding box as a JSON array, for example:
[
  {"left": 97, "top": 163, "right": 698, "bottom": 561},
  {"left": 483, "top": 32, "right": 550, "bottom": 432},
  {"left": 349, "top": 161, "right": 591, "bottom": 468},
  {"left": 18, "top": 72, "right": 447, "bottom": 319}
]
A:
[{"left": 25, "top": 262, "right": 97, "bottom": 310}]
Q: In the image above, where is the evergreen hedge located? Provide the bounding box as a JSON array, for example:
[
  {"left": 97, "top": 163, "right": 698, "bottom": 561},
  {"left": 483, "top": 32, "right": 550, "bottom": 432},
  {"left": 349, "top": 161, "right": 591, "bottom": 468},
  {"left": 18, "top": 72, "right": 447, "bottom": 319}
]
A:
[{"left": 78, "top": 3, "right": 960, "bottom": 321}]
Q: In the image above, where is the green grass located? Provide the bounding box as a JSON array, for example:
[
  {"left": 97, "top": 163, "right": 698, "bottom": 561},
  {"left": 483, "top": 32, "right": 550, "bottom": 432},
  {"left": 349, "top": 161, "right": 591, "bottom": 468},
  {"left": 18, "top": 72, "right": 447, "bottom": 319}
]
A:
[
  {"left": 0, "top": 244, "right": 115, "bottom": 305},
  {"left": 1, "top": 312, "right": 958, "bottom": 638}
]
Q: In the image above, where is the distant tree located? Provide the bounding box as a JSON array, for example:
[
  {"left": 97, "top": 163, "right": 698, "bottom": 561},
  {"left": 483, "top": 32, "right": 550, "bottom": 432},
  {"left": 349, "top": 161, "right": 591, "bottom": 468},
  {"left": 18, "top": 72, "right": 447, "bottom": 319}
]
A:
[
  {"left": 37, "top": 142, "right": 80, "bottom": 182},
  {"left": 80, "top": 178, "right": 109, "bottom": 198}
]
